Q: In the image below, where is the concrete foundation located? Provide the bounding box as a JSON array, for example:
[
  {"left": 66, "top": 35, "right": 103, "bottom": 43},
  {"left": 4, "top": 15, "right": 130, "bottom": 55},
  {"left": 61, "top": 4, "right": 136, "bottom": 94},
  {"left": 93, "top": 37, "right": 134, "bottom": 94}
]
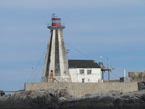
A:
[
  {"left": 25, "top": 82, "right": 138, "bottom": 97},
  {"left": 103, "top": 80, "right": 120, "bottom": 83}
]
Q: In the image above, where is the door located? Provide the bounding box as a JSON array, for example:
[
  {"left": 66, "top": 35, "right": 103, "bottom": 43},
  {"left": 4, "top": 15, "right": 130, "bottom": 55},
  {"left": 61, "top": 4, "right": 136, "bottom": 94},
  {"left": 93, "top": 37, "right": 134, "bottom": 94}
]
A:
[{"left": 82, "top": 78, "right": 85, "bottom": 83}]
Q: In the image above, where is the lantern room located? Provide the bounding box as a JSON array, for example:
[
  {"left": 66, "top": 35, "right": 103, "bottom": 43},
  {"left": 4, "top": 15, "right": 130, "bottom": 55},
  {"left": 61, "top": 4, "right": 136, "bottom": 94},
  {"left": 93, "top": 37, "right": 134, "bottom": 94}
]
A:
[{"left": 52, "top": 17, "right": 61, "bottom": 27}]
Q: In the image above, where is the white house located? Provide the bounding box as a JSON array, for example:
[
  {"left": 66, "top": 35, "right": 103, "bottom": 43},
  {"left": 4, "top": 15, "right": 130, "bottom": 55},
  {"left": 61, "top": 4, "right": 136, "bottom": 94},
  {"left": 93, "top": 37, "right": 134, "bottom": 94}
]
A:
[{"left": 68, "top": 60, "right": 102, "bottom": 83}]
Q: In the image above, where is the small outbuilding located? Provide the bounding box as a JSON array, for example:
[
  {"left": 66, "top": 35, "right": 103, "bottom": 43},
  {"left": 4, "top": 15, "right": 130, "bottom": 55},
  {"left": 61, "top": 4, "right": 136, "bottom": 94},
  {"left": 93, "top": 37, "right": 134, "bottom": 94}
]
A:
[
  {"left": 0, "top": 90, "right": 5, "bottom": 96},
  {"left": 68, "top": 60, "right": 102, "bottom": 83}
]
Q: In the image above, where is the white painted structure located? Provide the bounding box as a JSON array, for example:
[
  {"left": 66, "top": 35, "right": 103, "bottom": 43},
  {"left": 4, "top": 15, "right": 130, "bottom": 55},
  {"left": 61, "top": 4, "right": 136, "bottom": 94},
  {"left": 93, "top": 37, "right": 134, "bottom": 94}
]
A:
[
  {"left": 69, "top": 68, "right": 102, "bottom": 83},
  {"left": 41, "top": 16, "right": 71, "bottom": 82},
  {"left": 68, "top": 60, "right": 102, "bottom": 83},
  {"left": 41, "top": 15, "right": 102, "bottom": 83}
]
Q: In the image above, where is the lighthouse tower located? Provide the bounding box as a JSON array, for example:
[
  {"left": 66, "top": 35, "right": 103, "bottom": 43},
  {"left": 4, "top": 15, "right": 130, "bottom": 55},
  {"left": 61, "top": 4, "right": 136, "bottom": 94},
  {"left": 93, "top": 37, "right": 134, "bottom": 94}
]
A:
[{"left": 41, "top": 14, "right": 71, "bottom": 82}]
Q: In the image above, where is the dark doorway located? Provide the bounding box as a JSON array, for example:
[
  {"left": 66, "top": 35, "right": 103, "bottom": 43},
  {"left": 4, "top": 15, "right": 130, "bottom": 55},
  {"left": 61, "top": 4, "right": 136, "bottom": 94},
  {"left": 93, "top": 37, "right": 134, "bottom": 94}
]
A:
[{"left": 82, "top": 78, "right": 85, "bottom": 83}]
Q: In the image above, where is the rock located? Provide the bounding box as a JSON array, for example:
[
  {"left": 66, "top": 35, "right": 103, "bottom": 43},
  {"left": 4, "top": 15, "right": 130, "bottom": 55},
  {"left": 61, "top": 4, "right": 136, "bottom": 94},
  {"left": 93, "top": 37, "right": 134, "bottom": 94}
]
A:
[
  {"left": 99, "top": 96, "right": 114, "bottom": 103},
  {"left": 58, "top": 97, "right": 66, "bottom": 103},
  {"left": 1, "top": 89, "right": 145, "bottom": 108},
  {"left": 113, "top": 98, "right": 125, "bottom": 105}
]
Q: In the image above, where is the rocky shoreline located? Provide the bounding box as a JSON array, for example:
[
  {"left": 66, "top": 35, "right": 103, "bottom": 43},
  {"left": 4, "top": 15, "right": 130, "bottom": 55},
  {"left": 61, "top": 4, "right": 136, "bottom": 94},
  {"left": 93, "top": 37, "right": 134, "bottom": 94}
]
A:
[{"left": 1, "top": 89, "right": 145, "bottom": 109}]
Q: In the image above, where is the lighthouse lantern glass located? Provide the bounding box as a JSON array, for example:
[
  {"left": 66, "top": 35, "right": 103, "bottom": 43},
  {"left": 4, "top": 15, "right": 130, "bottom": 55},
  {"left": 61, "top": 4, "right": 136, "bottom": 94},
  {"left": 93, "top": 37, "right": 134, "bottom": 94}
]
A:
[{"left": 52, "top": 18, "right": 61, "bottom": 27}]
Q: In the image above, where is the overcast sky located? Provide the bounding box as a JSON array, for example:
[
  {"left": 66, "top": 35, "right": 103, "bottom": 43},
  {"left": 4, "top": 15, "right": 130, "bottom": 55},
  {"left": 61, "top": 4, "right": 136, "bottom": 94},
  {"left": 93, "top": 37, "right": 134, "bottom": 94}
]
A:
[{"left": 0, "top": 0, "right": 145, "bottom": 91}]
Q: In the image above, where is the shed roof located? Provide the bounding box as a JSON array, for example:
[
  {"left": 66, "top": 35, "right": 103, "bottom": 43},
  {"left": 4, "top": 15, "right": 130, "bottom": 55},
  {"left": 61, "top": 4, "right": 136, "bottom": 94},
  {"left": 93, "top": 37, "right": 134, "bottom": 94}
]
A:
[{"left": 68, "top": 60, "right": 101, "bottom": 68}]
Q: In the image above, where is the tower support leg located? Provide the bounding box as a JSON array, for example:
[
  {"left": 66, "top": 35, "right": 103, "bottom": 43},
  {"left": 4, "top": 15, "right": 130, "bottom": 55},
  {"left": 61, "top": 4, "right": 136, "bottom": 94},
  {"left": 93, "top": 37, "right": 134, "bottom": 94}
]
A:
[
  {"left": 102, "top": 71, "right": 104, "bottom": 80},
  {"left": 108, "top": 71, "right": 110, "bottom": 80}
]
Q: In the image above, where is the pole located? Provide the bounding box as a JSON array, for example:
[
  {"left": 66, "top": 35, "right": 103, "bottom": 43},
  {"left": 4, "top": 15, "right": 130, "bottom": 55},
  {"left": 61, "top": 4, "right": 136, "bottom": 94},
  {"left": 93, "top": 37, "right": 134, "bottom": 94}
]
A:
[{"left": 108, "top": 70, "right": 110, "bottom": 80}]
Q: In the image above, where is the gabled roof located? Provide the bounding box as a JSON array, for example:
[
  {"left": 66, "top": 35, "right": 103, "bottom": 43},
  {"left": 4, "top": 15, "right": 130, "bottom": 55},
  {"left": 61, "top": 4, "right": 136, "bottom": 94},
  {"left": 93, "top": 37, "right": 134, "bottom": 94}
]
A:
[{"left": 68, "top": 60, "right": 101, "bottom": 68}]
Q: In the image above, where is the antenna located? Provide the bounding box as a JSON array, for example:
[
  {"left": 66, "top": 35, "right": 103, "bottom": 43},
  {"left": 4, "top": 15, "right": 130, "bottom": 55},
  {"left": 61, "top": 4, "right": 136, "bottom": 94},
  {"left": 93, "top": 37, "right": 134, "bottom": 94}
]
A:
[
  {"left": 124, "top": 69, "right": 126, "bottom": 77},
  {"left": 100, "top": 56, "right": 103, "bottom": 62},
  {"left": 106, "top": 58, "right": 109, "bottom": 68},
  {"left": 66, "top": 49, "right": 70, "bottom": 54},
  {"left": 52, "top": 13, "right": 56, "bottom": 18}
]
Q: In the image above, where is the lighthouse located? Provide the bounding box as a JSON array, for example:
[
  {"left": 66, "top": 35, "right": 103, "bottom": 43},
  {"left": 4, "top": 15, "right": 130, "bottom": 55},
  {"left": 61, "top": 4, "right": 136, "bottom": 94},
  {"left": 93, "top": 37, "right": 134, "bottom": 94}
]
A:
[{"left": 41, "top": 14, "right": 71, "bottom": 82}]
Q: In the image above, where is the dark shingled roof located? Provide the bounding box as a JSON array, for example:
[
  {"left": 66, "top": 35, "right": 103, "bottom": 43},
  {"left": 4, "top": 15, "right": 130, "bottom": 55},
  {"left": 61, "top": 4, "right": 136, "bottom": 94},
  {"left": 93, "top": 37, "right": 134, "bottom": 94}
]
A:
[{"left": 68, "top": 60, "right": 101, "bottom": 68}]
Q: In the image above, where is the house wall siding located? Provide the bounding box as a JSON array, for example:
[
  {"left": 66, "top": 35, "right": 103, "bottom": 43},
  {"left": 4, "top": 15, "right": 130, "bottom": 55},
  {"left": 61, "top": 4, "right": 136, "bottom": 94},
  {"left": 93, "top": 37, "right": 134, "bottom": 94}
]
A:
[{"left": 69, "top": 68, "right": 102, "bottom": 83}]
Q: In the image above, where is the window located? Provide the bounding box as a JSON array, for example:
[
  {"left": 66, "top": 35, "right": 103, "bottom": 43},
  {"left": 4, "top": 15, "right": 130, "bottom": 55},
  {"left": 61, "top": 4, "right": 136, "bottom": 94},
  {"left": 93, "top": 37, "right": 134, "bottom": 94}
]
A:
[
  {"left": 87, "top": 70, "right": 92, "bottom": 74},
  {"left": 80, "top": 70, "right": 84, "bottom": 74}
]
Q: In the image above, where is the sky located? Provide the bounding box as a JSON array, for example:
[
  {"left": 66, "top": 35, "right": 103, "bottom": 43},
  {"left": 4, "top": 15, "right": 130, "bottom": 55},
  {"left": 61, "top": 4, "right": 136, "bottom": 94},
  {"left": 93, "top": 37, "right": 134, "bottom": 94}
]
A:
[{"left": 0, "top": 0, "right": 145, "bottom": 91}]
